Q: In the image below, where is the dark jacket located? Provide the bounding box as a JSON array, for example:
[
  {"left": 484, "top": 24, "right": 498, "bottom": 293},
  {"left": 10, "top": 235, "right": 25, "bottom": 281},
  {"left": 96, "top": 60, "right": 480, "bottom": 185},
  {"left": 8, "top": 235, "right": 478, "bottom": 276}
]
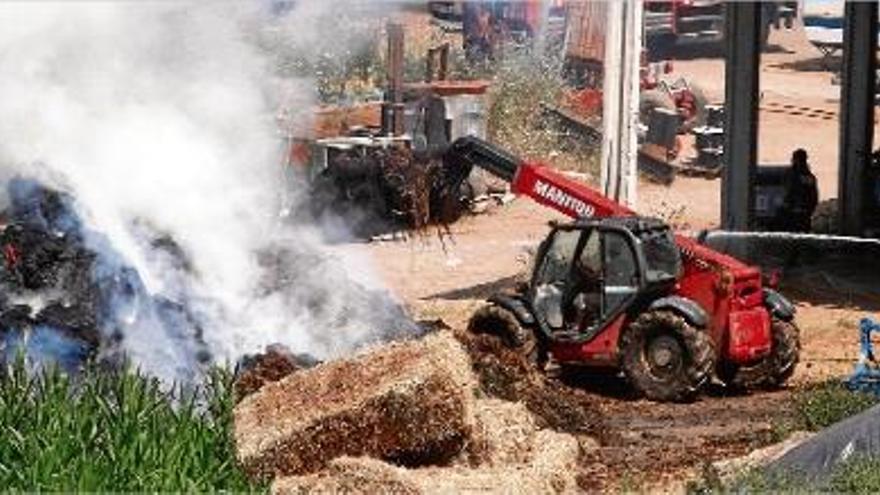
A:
[{"left": 784, "top": 168, "right": 818, "bottom": 215}]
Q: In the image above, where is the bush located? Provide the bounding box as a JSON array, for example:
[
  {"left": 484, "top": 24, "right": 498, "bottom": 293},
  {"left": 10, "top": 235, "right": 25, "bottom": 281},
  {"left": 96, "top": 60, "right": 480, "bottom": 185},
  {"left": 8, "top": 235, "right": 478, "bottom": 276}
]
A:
[
  {"left": 487, "top": 52, "right": 599, "bottom": 175},
  {"left": 0, "top": 360, "right": 260, "bottom": 492},
  {"left": 826, "top": 456, "right": 880, "bottom": 493},
  {"left": 726, "top": 456, "right": 880, "bottom": 494},
  {"left": 791, "top": 381, "right": 880, "bottom": 431},
  {"left": 713, "top": 382, "right": 880, "bottom": 493}
]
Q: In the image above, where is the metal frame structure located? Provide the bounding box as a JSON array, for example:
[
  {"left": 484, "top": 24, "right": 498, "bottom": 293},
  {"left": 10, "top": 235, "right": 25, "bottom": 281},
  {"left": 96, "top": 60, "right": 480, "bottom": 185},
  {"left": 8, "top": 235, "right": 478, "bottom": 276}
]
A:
[
  {"left": 838, "top": 1, "right": 878, "bottom": 236},
  {"left": 601, "top": 0, "right": 642, "bottom": 208},
  {"left": 722, "top": 1, "right": 878, "bottom": 236},
  {"left": 721, "top": 2, "right": 762, "bottom": 231}
]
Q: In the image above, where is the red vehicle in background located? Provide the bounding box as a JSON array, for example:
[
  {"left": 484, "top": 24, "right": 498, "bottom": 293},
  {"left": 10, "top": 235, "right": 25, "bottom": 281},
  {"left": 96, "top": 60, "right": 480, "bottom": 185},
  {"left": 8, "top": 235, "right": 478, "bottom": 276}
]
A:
[{"left": 644, "top": 1, "right": 799, "bottom": 56}]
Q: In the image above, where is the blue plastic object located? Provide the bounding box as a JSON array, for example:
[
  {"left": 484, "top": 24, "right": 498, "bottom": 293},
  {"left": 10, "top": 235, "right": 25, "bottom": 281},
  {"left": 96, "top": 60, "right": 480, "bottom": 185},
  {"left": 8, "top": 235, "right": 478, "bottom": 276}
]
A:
[{"left": 844, "top": 317, "right": 880, "bottom": 394}]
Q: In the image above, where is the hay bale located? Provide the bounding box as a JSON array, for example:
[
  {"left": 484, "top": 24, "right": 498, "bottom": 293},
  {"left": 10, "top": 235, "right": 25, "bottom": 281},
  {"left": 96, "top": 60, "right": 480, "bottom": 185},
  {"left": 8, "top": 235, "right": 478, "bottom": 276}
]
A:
[
  {"left": 234, "top": 331, "right": 477, "bottom": 480},
  {"left": 271, "top": 457, "right": 421, "bottom": 495},
  {"left": 453, "top": 329, "right": 605, "bottom": 436},
  {"left": 273, "top": 431, "right": 580, "bottom": 495},
  {"left": 468, "top": 398, "right": 537, "bottom": 466},
  {"left": 413, "top": 430, "right": 579, "bottom": 493},
  {"left": 234, "top": 345, "right": 318, "bottom": 402}
]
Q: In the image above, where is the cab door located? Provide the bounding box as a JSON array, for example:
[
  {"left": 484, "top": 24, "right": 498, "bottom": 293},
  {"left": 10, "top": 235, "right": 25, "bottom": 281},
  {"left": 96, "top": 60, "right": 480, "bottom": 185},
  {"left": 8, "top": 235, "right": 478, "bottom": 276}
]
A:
[
  {"left": 601, "top": 230, "right": 641, "bottom": 321},
  {"left": 566, "top": 229, "right": 639, "bottom": 340},
  {"left": 530, "top": 226, "right": 641, "bottom": 340},
  {"left": 530, "top": 227, "right": 588, "bottom": 333}
]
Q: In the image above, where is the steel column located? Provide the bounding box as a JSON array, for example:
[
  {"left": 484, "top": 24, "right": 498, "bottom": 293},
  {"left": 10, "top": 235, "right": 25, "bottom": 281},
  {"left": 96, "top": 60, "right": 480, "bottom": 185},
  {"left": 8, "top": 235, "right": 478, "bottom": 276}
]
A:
[
  {"left": 838, "top": 1, "right": 877, "bottom": 236},
  {"left": 600, "top": 0, "right": 642, "bottom": 208},
  {"left": 382, "top": 22, "right": 405, "bottom": 137},
  {"left": 721, "top": 2, "right": 762, "bottom": 231}
]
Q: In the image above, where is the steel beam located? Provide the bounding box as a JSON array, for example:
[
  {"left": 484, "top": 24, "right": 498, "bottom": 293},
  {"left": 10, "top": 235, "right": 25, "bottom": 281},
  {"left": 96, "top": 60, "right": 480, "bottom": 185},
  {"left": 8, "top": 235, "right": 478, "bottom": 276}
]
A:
[
  {"left": 721, "top": 2, "right": 762, "bottom": 231},
  {"left": 382, "top": 22, "right": 405, "bottom": 137},
  {"left": 838, "top": 1, "right": 877, "bottom": 236},
  {"left": 601, "top": 0, "right": 642, "bottom": 208}
]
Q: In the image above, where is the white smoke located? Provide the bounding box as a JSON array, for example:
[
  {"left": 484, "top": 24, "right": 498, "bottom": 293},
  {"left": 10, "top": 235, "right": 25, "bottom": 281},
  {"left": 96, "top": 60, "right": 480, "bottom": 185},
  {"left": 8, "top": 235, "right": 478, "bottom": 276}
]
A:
[{"left": 0, "top": 1, "right": 412, "bottom": 383}]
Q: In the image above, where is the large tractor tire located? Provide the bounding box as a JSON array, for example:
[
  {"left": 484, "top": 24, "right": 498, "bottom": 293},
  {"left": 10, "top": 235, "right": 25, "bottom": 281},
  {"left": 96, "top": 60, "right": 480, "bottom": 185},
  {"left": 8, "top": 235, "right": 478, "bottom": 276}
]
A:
[
  {"left": 720, "top": 318, "right": 800, "bottom": 390},
  {"left": 467, "top": 304, "right": 545, "bottom": 368},
  {"left": 619, "top": 310, "right": 715, "bottom": 402}
]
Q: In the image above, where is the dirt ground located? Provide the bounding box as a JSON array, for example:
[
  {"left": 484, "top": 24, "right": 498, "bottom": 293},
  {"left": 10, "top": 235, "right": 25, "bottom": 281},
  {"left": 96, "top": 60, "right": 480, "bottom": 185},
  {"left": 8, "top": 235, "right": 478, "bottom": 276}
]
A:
[{"left": 341, "top": 22, "right": 875, "bottom": 491}]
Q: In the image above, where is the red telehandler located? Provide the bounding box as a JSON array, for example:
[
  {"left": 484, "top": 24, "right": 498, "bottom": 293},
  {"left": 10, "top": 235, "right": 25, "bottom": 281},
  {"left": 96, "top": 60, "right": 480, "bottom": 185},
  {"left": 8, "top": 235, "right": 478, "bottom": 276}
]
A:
[{"left": 444, "top": 136, "right": 799, "bottom": 401}]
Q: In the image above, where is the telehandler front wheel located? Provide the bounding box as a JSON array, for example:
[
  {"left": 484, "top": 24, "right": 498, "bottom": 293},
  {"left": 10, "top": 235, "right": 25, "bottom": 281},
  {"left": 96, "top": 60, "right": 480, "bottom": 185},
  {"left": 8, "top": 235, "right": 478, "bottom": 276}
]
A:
[
  {"left": 467, "top": 304, "right": 546, "bottom": 369},
  {"left": 620, "top": 310, "right": 715, "bottom": 402}
]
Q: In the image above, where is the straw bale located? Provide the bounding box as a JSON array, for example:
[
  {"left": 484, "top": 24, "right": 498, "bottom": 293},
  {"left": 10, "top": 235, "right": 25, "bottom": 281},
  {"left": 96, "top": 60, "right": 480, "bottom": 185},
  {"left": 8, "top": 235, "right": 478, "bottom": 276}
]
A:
[
  {"left": 234, "top": 331, "right": 477, "bottom": 480},
  {"left": 271, "top": 457, "right": 421, "bottom": 495},
  {"left": 273, "top": 431, "right": 579, "bottom": 495},
  {"left": 453, "top": 330, "right": 605, "bottom": 436},
  {"left": 468, "top": 398, "right": 537, "bottom": 466}
]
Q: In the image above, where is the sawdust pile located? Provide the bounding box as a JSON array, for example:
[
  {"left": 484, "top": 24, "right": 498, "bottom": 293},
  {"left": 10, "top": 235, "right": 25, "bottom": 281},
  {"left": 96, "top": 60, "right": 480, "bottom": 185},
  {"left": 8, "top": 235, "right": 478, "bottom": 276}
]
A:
[{"left": 234, "top": 331, "right": 476, "bottom": 480}]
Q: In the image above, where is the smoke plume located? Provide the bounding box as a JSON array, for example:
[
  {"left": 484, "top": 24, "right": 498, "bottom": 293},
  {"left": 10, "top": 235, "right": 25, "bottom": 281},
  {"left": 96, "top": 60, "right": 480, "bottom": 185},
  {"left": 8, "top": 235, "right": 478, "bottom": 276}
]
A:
[{"left": 0, "top": 1, "right": 413, "bottom": 383}]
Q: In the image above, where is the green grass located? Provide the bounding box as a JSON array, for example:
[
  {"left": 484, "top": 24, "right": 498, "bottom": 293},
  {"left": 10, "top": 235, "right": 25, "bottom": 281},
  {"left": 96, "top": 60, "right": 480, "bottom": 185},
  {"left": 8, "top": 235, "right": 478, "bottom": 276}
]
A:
[
  {"left": 0, "top": 360, "right": 262, "bottom": 492},
  {"left": 786, "top": 381, "right": 880, "bottom": 434},
  {"left": 724, "top": 457, "right": 880, "bottom": 494},
  {"left": 695, "top": 382, "right": 880, "bottom": 494}
]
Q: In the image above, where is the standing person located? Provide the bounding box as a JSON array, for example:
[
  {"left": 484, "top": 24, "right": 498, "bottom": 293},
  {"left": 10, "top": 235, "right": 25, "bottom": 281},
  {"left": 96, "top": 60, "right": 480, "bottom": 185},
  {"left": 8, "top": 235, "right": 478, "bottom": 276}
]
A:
[
  {"left": 463, "top": 2, "right": 494, "bottom": 64},
  {"left": 782, "top": 148, "right": 819, "bottom": 232}
]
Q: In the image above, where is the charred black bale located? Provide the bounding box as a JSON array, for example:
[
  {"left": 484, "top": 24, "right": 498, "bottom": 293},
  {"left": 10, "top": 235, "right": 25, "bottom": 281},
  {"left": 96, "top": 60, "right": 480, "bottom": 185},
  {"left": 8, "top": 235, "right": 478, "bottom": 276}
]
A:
[{"left": 0, "top": 178, "right": 209, "bottom": 371}]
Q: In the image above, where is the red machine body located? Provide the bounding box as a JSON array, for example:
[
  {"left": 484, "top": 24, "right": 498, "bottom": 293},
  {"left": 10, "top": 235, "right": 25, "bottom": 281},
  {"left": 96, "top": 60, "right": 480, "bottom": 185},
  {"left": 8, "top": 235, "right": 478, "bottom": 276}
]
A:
[{"left": 508, "top": 161, "right": 772, "bottom": 365}]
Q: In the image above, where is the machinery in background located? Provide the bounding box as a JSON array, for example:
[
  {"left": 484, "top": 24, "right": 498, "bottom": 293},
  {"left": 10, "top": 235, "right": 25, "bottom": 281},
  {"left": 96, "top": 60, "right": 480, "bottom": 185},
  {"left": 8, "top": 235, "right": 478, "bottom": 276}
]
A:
[
  {"left": 287, "top": 23, "right": 493, "bottom": 237},
  {"left": 845, "top": 317, "right": 880, "bottom": 395},
  {"left": 644, "top": 1, "right": 798, "bottom": 56}
]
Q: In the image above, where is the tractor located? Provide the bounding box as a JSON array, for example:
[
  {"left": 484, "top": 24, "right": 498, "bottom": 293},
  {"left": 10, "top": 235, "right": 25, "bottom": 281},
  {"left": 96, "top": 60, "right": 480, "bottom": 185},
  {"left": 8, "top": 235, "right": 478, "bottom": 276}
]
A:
[{"left": 443, "top": 136, "right": 800, "bottom": 402}]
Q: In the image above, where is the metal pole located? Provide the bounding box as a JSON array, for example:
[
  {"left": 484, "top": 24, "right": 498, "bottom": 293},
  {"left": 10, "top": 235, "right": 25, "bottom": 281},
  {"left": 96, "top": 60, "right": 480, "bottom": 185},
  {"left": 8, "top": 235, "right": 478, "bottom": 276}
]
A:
[
  {"left": 600, "top": 0, "right": 641, "bottom": 208},
  {"left": 838, "top": 1, "right": 877, "bottom": 236},
  {"left": 383, "top": 22, "right": 405, "bottom": 137},
  {"left": 721, "top": 2, "right": 761, "bottom": 231},
  {"left": 601, "top": 0, "right": 623, "bottom": 202}
]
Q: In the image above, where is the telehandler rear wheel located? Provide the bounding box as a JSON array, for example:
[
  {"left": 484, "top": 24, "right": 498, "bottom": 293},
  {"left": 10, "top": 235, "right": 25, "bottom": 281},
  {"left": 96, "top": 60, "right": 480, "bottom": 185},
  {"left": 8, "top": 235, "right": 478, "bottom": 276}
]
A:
[
  {"left": 467, "top": 304, "right": 546, "bottom": 369},
  {"left": 620, "top": 310, "right": 715, "bottom": 402},
  {"left": 719, "top": 318, "right": 800, "bottom": 390}
]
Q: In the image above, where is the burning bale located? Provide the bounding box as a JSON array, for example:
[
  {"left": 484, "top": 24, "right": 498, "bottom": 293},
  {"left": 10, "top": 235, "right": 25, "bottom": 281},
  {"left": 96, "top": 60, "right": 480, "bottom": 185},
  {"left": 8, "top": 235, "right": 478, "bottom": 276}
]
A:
[
  {"left": 0, "top": 178, "right": 209, "bottom": 373},
  {"left": 0, "top": 176, "right": 420, "bottom": 380},
  {"left": 233, "top": 331, "right": 477, "bottom": 480},
  {"left": 234, "top": 344, "right": 319, "bottom": 402}
]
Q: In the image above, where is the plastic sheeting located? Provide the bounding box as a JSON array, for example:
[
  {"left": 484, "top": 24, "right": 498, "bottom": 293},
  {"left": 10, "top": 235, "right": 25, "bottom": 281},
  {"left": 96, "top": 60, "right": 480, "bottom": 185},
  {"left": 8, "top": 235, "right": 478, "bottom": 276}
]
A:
[{"left": 767, "top": 402, "right": 880, "bottom": 481}]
